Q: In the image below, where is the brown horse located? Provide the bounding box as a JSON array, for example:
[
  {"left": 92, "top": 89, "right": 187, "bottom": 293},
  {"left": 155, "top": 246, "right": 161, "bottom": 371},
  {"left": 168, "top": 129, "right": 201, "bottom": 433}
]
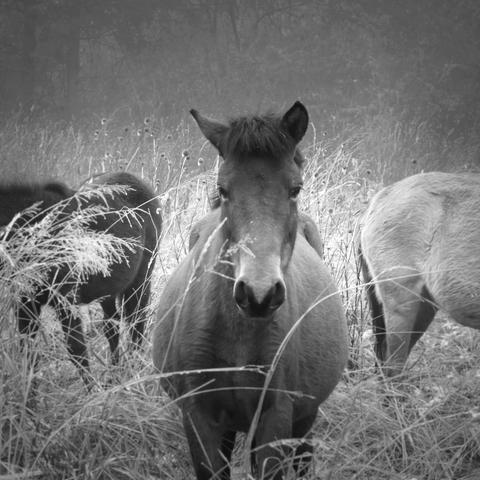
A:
[
  {"left": 359, "top": 171, "right": 480, "bottom": 377},
  {"left": 153, "top": 102, "right": 347, "bottom": 479},
  {"left": 0, "top": 172, "right": 162, "bottom": 383}
]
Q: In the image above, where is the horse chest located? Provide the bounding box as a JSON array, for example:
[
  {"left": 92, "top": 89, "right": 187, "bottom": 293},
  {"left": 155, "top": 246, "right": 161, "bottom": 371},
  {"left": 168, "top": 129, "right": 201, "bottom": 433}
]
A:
[
  {"left": 216, "top": 338, "right": 256, "bottom": 367},
  {"left": 214, "top": 326, "right": 268, "bottom": 370}
]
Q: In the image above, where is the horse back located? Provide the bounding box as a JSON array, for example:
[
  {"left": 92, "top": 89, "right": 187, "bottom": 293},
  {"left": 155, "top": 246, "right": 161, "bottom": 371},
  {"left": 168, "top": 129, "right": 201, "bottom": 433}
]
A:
[{"left": 361, "top": 172, "right": 480, "bottom": 327}]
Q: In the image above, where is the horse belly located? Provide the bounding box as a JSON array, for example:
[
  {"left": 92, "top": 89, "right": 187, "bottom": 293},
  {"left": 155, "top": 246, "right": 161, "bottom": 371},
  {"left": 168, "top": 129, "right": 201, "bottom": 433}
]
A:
[
  {"left": 427, "top": 271, "right": 480, "bottom": 329},
  {"left": 76, "top": 249, "right": 143, "bottom": 303},
  {"left": 285, "top": 239, "right": 348, "bottom": 404}
]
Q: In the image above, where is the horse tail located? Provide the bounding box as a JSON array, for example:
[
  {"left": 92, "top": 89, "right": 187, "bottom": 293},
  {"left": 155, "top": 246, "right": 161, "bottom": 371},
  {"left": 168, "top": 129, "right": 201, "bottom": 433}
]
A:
[{"left": 358, "top": 240, "right": 386, "bottom": 365}]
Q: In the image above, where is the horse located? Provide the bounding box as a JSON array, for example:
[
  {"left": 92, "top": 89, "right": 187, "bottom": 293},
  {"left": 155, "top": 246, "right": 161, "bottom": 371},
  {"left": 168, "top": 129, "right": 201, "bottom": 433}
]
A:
[
  {"left": 0, "top": 172, "right": 162, "bottom": 384},
  {"left": 152, "top": 102, "right": 348, "bottom": 479},
  {"left": 359, "top": 171, "right": 480, "bottom": 378}
]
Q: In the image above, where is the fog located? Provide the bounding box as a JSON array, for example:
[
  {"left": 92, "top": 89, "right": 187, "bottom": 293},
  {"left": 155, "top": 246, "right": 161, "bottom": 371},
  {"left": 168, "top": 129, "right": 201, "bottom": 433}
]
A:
[{"left": 1, "top": 0, "right": 479, "bottom": 173}]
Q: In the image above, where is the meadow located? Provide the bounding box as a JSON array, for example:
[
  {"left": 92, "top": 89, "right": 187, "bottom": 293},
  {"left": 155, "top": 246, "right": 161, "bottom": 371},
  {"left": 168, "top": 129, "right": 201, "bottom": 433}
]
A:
[{"left": 1, "top": 110, "right": 479, "bottom": 480}]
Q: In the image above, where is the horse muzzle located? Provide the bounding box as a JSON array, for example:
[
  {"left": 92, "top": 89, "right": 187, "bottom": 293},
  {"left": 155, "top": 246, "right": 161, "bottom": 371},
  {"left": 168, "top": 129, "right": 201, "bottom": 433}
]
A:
[{"left": 233, "top": 276, "right": 286, "bottom": 319}]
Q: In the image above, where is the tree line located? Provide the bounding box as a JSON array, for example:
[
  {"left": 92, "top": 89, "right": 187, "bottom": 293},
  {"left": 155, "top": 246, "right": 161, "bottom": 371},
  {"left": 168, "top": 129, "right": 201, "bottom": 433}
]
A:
[{"left": 1, "top": 0, "right": 479, "bottom": 143}]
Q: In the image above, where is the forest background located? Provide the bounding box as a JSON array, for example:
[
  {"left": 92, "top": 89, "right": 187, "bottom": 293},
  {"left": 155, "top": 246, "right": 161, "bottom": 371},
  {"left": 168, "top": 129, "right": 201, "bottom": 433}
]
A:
[{"left": 1, "top": 0, "right": 479, "bottom": 180}]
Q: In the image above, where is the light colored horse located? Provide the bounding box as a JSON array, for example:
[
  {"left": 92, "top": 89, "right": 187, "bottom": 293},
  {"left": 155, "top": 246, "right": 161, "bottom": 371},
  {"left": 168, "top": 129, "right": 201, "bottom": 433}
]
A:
[{"left": 359, "top": 171, "right": 480, "bottom": 377}]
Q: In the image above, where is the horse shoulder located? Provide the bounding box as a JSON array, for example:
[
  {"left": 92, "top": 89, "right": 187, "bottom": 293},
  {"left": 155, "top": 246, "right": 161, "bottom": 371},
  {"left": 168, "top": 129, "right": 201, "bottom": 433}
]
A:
[
  {"left": 153, "top": 227, "right": 225, "bottom": 373},
  {"left": 188, "top": 210, "right": 221, "bottom": 251},
  {"left": 153, "top": 253, "right": 196, "bottom": 354},
  {"left": 298, "top": 212, "right": 324, "bottom": 258}
]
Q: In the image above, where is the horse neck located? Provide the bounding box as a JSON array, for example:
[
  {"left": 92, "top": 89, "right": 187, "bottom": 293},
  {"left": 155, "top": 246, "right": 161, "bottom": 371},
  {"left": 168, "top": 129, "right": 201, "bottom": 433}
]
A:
[{"left": 0, "top": 186, "right": 67, "bottom": 226}]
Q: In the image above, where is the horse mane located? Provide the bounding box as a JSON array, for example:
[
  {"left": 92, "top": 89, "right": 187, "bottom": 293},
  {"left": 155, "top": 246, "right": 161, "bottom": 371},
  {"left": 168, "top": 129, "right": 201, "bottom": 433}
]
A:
[{"left": 222, "top": 114, "right": 305, "bottom": 168}]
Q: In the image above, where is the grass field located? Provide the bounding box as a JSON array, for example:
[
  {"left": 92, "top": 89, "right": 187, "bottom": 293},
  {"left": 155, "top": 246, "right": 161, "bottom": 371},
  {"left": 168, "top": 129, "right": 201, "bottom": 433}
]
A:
[{"left": 1, "top": 113, "right": 479, "bottom": 479}]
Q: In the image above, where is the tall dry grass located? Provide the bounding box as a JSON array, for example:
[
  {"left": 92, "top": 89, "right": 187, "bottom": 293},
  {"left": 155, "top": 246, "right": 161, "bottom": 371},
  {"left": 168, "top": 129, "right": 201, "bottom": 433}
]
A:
[{"left": 0, "top": 113, "right": 479, "bottom": 479}]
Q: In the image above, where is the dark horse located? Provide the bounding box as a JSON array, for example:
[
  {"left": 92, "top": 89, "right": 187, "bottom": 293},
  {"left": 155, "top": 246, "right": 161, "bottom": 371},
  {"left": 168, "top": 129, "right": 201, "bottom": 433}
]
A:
[
  {"left": 153, "top": 102, "right": 348, "bottom": 479},
  {"left": 0, "top": 172, "right": 162, "bottom": 384},
  {"left": 359, "top": 172, "right": 480, "bottom": 377}
]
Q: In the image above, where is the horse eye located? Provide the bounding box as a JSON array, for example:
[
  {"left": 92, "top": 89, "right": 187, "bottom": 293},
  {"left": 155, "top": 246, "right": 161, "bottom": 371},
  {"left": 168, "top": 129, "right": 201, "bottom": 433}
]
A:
[
  {"left": 289, "top": 186, "right": 302, "bottom": 200},
  {"left": 218, "top": 186, "right": 229, "bottom": 200}
]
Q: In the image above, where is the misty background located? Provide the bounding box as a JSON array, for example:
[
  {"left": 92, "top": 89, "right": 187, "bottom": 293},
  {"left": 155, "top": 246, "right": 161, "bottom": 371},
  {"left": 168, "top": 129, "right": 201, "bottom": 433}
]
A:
[{"left": 1, "top": 0, "right": 479, "bottom": 180}]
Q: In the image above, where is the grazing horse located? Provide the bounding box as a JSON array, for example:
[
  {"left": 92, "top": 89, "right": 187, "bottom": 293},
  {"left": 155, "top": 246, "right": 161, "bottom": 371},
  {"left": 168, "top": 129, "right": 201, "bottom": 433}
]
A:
[
  {"left": 153, "top": 102, "right": 348, "bottom": 479},
  {"left": 359, "top": 171, "right": 480, "bottom": 377},
  {"left": 0, "top": 172, "right": 162, "bottom": 383}
]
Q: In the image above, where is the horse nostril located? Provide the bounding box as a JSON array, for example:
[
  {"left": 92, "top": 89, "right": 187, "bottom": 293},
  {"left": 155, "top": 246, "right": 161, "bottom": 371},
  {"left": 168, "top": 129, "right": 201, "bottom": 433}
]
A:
[
  {"left": 269, "top": 280, "right": 286, "bottom": 310},
  {"left": 234, "top": 277, "right": 286, "bottom": 316},
  {"left": 234, "top": 279, "right": 249, "bottom": 308}
]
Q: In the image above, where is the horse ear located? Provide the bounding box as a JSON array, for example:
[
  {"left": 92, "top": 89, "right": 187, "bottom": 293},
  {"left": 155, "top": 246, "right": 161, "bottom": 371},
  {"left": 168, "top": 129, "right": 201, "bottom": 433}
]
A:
[
  {"left": 281, "top": 101, "right": 309, "bottom": 144},
  {"left": 190, "top": 109, "right": 228, "bottom": 154}
]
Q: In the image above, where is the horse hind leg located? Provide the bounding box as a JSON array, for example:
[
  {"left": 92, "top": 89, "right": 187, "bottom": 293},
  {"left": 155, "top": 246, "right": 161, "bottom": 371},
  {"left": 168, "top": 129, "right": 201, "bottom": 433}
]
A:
[
  {"left": 100, "top": 296, "right": 121, "bottom": 365},
  {"left": 407, "top": 286, "right": 438, "bottom": 353},
  {"left": 360, "top": 257, "right": 387, "bottom": 367},
  {"left": 383, "top": 282, "right": 437, "bottom": 378}
]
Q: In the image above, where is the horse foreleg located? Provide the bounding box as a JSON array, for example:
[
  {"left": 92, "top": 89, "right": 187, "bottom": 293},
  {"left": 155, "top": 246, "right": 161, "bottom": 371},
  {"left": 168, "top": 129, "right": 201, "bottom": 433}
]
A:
[
  {"left": 219, "top": 430, "right": 236, "bottom": 479},
  {"left": 291, "top": 414, "right": 316, "bottom": 477},
  {"left": 182, "top": 409, "right": 230, "bottom": 480},
  {"left": 17, "top": 297, "right": 42, "bottom": 370},
  {"left": 254, "top": 403, "right": 294, "bottom": 480},
  {"left": 100, "top": 297, "right": 121, "bottom": 365},
  {"left": 17, "top": 298, "right": 42, "bottom": 407}
]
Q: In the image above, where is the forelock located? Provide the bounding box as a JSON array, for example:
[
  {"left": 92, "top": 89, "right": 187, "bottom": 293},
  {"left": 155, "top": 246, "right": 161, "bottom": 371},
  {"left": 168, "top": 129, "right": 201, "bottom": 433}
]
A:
[{"left": 221, "top": 114, "right": 304, "bottom": 167}]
